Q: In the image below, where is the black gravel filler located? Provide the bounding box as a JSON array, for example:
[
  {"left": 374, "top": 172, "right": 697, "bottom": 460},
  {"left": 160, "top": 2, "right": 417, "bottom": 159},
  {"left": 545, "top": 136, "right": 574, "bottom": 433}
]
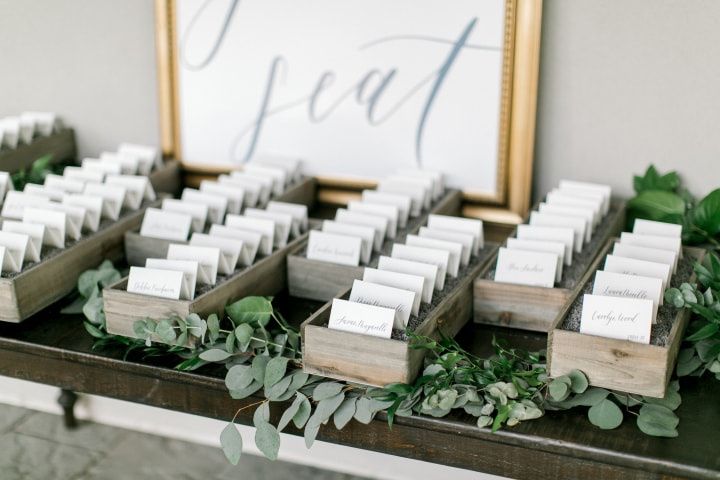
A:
[{"left": 560, "top": 253, "right": 696, "bottom": 347}]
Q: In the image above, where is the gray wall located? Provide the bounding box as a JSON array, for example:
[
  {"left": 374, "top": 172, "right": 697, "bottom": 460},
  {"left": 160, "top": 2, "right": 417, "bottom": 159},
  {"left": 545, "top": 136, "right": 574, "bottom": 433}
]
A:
[{"left": 1, "top": 0, "right": 717, "bottom": 201}]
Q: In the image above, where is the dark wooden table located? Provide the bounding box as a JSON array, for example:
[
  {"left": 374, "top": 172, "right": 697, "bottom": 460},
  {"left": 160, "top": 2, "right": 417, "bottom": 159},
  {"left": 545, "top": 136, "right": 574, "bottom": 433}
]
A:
[{"left": 0, "top": 297, "right": 718, "bottom": 480}]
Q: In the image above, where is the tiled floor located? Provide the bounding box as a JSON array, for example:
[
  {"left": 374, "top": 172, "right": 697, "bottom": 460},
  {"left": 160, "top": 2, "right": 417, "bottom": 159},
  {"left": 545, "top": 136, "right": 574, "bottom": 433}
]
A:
[{"left": 0, "top": 405, "right": 371, "bottom": 480}]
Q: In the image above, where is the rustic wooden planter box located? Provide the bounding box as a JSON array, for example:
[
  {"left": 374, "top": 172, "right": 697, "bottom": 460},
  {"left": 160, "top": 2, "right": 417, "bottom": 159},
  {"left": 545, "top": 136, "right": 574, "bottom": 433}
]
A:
[
  {"left": 0, "top": 129, "right": 77, "bottom": 172},
  {"left": 0, "top": 199, "right": 161, "bottom": 323},
  {"left": 104, "top": 234, "right": 308, "bottom": 343},
  {"left": 287, "top": 190, "right": 463, "bottom": 302},
  {"left": 300, "top": 242, "right": 498, "bottom": 386},
  {"left": 473, "top": 200, "right": 626, "bottom": 333},
  {"left": 124, "top": 177, "right": 318, "bottom": 266},
  {"left": 547, "top": 243, "right": 705, "bottom": 398}
]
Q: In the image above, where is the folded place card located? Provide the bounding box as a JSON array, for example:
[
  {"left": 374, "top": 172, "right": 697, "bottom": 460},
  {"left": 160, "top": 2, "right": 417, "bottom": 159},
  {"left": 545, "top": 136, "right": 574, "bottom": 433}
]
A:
[
  {"left": 20, "top": 112, "right": 58, "bottom": 137},
  {"left": 529, "top": 211, "right": 586, "bottom": 251},
  {"left": 391, "top": 244, "right": 449, "bottom": 290},
  {"left": 559, "top": 180, "right": 611, "bottom": 216},
  {"left": 106, "top": 174, "right": 156, "bottom": 208},
  {"left": 1, "top": 192, "right": 51, "bottom": 220},
  {"left": 62, "top": 166, "right": 104, "bottom": 184},
  {"left": 243, "top": 164, "right": 287, "bottom": 195},
  {"left": 44, "top": 174, "right": 85, "bottom": 194},
  {"left": 0, "top": 172, "right": 14, "bottom": 203},
  {"left": 182, "top": 188, "right": 228, "bottom": 225},
  {"left": 140, "top": 208, "right": 192, "bottom": 242},
  {"left": 63, "top": 194, "right": 103, "bottom": 232},
  {"left": 166, "top": 244, "right": 220, "bottom": 285},
  {"left": 328, "top": 298, "right": 395, "bottom": 339},
  {"left": 45, "top": 203, "right": 84, "bottom": 240},
  {"left": 538, "top": 202, "right": 594, "bottom": 240},
  {"left": 81, "top": 158, "right": 122, "bottom": 176},
  {"left": 208, "top": 224, "right": 260, "bottom": 266},
  {"left": 593, "top": 270, "right": 662, "bottom": 320},
  {"left": 613, "top": 242, "right": 677, "bottom": 274},
  {"left": 219, "top": 174, "right": 262, "bottom": 207},
  {"left": 335, "top": 209, "right": 388, "bottom": 250},
  {"left": 418, "top": 227, "right": 473, "bottom": 266},
  {"left": 244, "top": 208, "right": 292, "bottom": 248},
  {"left": 556, "top": 185, "right": 608, "bottom": 217},
  {"left": 604, "top": 254, "right": 671, "bottom": 291},
  {"left": 362, "top": 268, "right": 424, "bottom": 316},
  {"left": 545, "top": 190, "right": 602, "bottom": 226},
  {"left": 190, "top": 233, "right": 242, "bottom": 275},
  {"left": 229, "top": 171, "right": 273, "bottom": 205},
  {"left": 378, "top": 256, "right": 437, "bottom": 304},
  {"left": 579, "top": 294, "right": 652, "bottom": 344},
  {"left": 0, "top": 231, "right": 31, "bottom": 272},
  {"left": 161, "top": 199, "right": 208, "bottom": 233},
  {"left": 348, "top": 201, "right": 399, "bottom": 239},
  {"left": 267, "top": 201, "right": 308, "bottom": 236},
  {"left": 23, "top": 184, "right": 64, "bottom": 202},
  {"left": 127, "top": 266, "right": 184, "bottom": 300},
  {"left": 83, "top": 183, "right": 125, "bottom": 220},
  {"left": 387, "top": 176, "right": 432, "bottom": 209},
  {"left": 0, "top": 118, "right": 19, "bottom": 148},
  {"left": 224, "top": 214, "right": 275, "bottom": 256},
  {"left": 253, "top": 154, "right": 302, "bottom": 183},
  {"left": 100, "top": 152, "right": 139, "bottom": 175},
  {"left": 632, "top": 219, "right": 682, "bottom": 238},
  {"left": 620, "top": 232, "right": 683, "bottom": 260},
  {"left": 494, "top": 247, "right": 557, "bottom": 288},
  {"left": 144, "top": 258, "right": 198, "bottom": 300},
  {"left": 361, "top": 190, "right": 411, "bottom": 227},
  {"left": 376, "top": 180, "right": 424, "bottom": 217},
  {"left": 1, "top": 220, "right": 44, "bottom": 261},
  {"left": 516, "top": 224, "right": 574, "bottom": 266},
  {"left": 23, "top": 208, "right": 66, "bottom": 248},
  {"left": 118, "top": 143, "right": 160, "bottom": 174},
  {"left": 395, "top": 169, "right": 444, "bottom": 200},
  {"left": 427, "top": 214, "right": 484, "bottom": 255},
  {"left": 506, "top": 238, "right": 564, "bottom": 283},
  {"left": 349, "top": 279, "right": 416, "bottom": 329},
  {"left": 307, "top": 230, "right": 362, "bottom": 266},
  {"left": 321, "top": 220, "right": 373, "bottom": 264},
  {"left": 200, "top": 181, "right": 244, "bottom": 215},
  {"left": 405, "top": 234, "right": 461, "bottom": 277}
]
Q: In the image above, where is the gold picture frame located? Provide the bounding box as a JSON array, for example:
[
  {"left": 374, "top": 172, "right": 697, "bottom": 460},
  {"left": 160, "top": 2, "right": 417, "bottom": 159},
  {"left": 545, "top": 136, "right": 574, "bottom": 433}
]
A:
[{"left": 155, "top": 0, "right": 542, "bottom": 225}]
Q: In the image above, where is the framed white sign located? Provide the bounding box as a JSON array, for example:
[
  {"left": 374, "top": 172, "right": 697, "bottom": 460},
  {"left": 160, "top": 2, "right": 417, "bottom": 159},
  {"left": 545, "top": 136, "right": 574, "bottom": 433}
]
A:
[{"left": 156, "top": 0, "right": 542, "bottom": 221}]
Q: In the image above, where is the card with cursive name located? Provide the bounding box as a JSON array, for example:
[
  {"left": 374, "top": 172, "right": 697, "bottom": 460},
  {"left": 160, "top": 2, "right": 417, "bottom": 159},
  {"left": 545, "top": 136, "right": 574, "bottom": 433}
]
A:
[
  {"left": 81, "top": 158, "right": 123, "bottom": 176},
  {"left": 494, "top": 247, "right": 557, "bottom": 288},
  {"left": 613, "top": 242, "right": 677, "bottom": 275},
  {"left": 101, "top": 152, "right": 139, "bottom": 175},
  {"left": 44, "top": 203, "right": 84, "bottom": 240},
  {"left": 243, "top": 164, "right": 287, "bottom": 195},
  {"left": 307, "top": 230, "right": 362, "bottom": 266},
  {"left": 267, "top": 201, "right": 308, "bottom": 235},
  {"left": 0, "top": 231, "right": 31, "bottom": 273},
  {"left": 1, "top": 220, "right": 44, "bottom": 261},
  {"left": 593, "top": 270, "right": 662, "bottom": 320},
  {"left": 603, "top": 254, "right": 671, "bottom": 291},
  {"left": 632, "top": 218, "right": 682, "bottom": 239},
  {"left": 244, "top": 208, "right": 292, "bottom": 247},
  {"left": 1, "top": 191, "right": 51, "bottom": 220},
  {"left": 506, "top": 237, "right": 564, "bottom": 283},
  {"left": 208, "top": 224, "right": 260, "bottom": 266},
  {"left": 349, "top": 279, "right": 416, "bottom": 329},
  {"left": 418, "top": 227, "right": 473, "bottom": 267},
  {"left": 362, "top": 267, "right": 425, "bottom": 315},
  {"left": 118, "top": 143, "right": 160, "bottom": 173},
  {"left": 328, "top": 298, "right": 395, "bottom": 339},
  {"left": 620, "top": 232, "right": 683, "bottom": 260},
  {"left": 189, "top": 233, "right": 242, "bottom": 275},
  {"left": 229, "top": 171, "right": 273, "bottom": 204},
  {"left": 23, "top": 207, "right": 66, "bottom": 248},
  {"left": 579, "top": 294, "right": 652, "bottom": 344},
  {"left": 321, "top": 220, "right": 373, "bottom": 264},
  {"left": 144, "top": 258, "right": 198, "bottom": 300},
  {"left": 23, "top": 184, "right": 65, "bottom": 202},
  {"left": 63, "top": 194, "right": 103, "bottom": 232},
  {"left": 395, "top": 169, "right": 444, "bottom": 200},
  {"left": 139, "top": 208, "right": 192, "bottom": 242},
  {"left": 538, "top": 202, "right": 593, "bottom": 241},
  {"left": 127, "top": 266, "right": 184, "bottom": 300},
  {"left": 44, "top": 174, "right": 85, "bottom": 194},
  {"left": 218, "top": 174, "right": 261, "bottom": 207},
  {"left": 62, "top": 166, "right": 105, "bottom": 185},
  {"left": 253, "top": 154, "right": 302, "bottom": 183},
  {"left": 376, "top": 180, "right": 424, "bottom": 217}
]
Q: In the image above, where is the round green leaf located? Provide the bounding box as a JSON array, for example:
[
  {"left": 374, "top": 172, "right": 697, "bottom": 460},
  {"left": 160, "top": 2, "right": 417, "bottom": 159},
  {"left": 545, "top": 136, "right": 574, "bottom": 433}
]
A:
[
  {"left": 637, "top": 404, "right": 679, "bottom": 437},
  {"left": 234, "top": 323, "right": 254, "bottom": 352},
  {"left": 251, "top": 355, "right": 270, "bottom": 383},
  {"left": 255, "top": 420, "right": 280, "bottom": 461},
  {"left": 567, "top": 370, "right": 589, "bottom": 394},
  {"left": 264, "top": 356, "right": 290, "bottom": 389},
  {"left": 155, "top": 319, "right": 177, "bottom": 344},
  {"left": 226, "top": 296, "right": 273, "bottom": 326},
  {"left": 587, "top": 399, "right": 623, "bottom": 430},
  {"left": 665, "top": 288, "right": 685, "bottom": 308},
  {"left": 548, "top": 380, "right": 569, "bottom": 401},
  {"left": 225, "top": 365, "right": 254, "bottom": 391},
  {"left": 220, "top": 423, "right": 243, "bottom": 465}
]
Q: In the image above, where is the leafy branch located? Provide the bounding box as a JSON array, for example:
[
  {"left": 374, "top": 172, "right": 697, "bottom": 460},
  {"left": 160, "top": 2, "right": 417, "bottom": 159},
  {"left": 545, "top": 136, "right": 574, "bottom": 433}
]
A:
[{"left": 11, "top": 154, "right": 65, "bottom": 190}]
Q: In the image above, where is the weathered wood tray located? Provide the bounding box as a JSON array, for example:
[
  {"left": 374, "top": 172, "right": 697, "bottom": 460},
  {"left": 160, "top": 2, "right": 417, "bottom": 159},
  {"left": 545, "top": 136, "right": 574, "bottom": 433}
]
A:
[
  {"left": 104, "top": 233, "right": 308, "bottom": 342},
  {"left": 287, "top": 190, "right": 463, "bottom": 302},
  {"left": 300, "top": 241, "right": 499, "bottom": 387},
  {"left": 123, "top": 177, "right": 317, "bottom": 266},
  {"left": 547, "top": 242, "right": 705, "bottom": 398},
  {"left": 473, "top": 200, "right": 626, "bottom": 333},
  {"left": 0, "top": 199, "right": 162, "bottom": 323},
  {"left": 0, "top": 129, "right": 77, "bottom": 172}
]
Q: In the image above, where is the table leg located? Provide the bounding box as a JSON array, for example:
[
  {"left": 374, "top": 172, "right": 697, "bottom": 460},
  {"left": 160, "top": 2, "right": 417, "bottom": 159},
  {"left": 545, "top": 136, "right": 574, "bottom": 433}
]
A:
[{"left": 57, "top": 389, "right": 78, "bottom": 429}]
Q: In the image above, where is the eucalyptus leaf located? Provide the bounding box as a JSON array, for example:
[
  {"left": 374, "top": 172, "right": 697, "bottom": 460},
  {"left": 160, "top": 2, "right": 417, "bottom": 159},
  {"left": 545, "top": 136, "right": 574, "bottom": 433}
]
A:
[
  {"left": 637, "top": 404, "right": 679, "bottom": 437},
  {"left": 264, "top": 356, "right": 289, "bottom": 389},
  {"left": 220, "top": 423, "right": 243, "bottom": 465},
  {"left": 278, "top": 393, "right": 305, "bottom": 432},
  {"left": 692, "top": 188, "right": 720, "bottom": 236},
  {"left": 548, "top": 379, "right": 569, "bottom": 402},
  {"left": 308, "top": 392, "right": 346, "bottom": 428},
  {"left": 333, "top": 397, "right": 357, "bottom": 430},
  {"left": 207, "top": 314, "right": 220, "bottom": 343},
  {"left": 293, "top": 393, "right": 312, "bottom": 429},
  {"left": 587, "top": 398, "right": 623, "bottom": 430},
  {"left": 252, "top": 355, "right": 270, "bottom": 383},
  {"left": 313, "top": 382, "right": 344, "bottom": 401},
  {"left": 304, "top": 421, "right": 320, "bottom": 449},
  {"left": 155, "top": 319, "right": 177, "bottom": 344},
  {"left": 226, "top": 296, "right": 273, "bottom": 327},
  {"left": 199, "top": 348, "right": 232, "bottom": 362},
  {"left": 229, "top": 380, "right": 263, "bottom": 400},
  {"left": 225, "top": 365, "right": 254, "bottom": 391},
  {"left": 567, "top": 370, "right": 588, "bottom": 394},
  {"left": 265, "top": 374, "right": 293, "bottom": 401},
  {"left": 353, "top": 397, "right": 374, "bottom": 424},
  {"left": 235, "top": 323, "right": 254, "bottom": 352},
  {"left": 255, "top": 420, "right": 280, "bottom": 460},
  {"left": 253, "top": 402, "right": 270, "bottom": 426},
  {"left": 644, "top": 389, "right": 682, "bottom": 410}
]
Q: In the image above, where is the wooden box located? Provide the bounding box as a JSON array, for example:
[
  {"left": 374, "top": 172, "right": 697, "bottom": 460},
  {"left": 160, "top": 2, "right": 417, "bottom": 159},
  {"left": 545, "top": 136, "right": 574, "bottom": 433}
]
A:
[
  {"left": 300, "top": 242, "right": 499, "bottom": 386},
  {"left": 104, "top": 234, "right": 307, "bottom": 342},
  {"left": 547, "top": 243, "right": 705, "bottom": 398},
  {"left": 0, "top": 199, "right": 161, "bottom": 323},
  {"left": 148, "top": 159, "right": 182, "bottom": 195},
  {"left": 473, "top": 200, "right": 626, "bottom": 332},
  {"left": 124, "top": 176, "right": 318, "bottom": 266},
  {"left": 0, "top": 129, "right": 77, "bottom": 172},
  {"left": 287, "top": 190, "right": 463, "bottom": 302}
]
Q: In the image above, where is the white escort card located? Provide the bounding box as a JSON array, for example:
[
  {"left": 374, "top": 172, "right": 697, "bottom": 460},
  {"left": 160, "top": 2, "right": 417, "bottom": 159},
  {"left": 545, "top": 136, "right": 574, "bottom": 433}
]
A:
[
  {"left": 593, "top": 270, "right": 663, "bottom": 320},
  {"left": 347, "top": 201, "right": 399, "bottom": 239},
  {"left": 619, "top": 232, "right": 683, "bottom": 260},
  {"left": 44, "top": 174, "right": 84, "bottom": 194},
  {"left": 23, "top": 208, "right": 66, "bottom": 248},
  {"left": 2, "top": 221, "right": 44, "bottom": 261},
  {"left": 208, "top": 225, "right": 260, "bottom": 266},
  {"left": 23, "top": 184, "right": 64, "bottom": 202},
  {"left": 405, "top": 234, "right": 461, "bottom": 277},
  {"left": 1, "top": 191, "right": 51, "bottom": 220},
  {"left": 84, "top": 183, "right": 125, "bottom": 220},
  {"left": 307, "top": 230, "right": 362, "bottom": 266},
  {"left": 230, "top": 171, "right": 273, "bottom": 204},
  {"left": 378, "top": 256, "right": 438, "bottom": 304},
  {"left": 538, "top": 202, "right": 594, "bottom": 239},
  {"left": 63, "top": 194, "right": 103, "bottom": 232},
  {"left": 267, "top": 201, "right": 309, "bottom": 236},
  {"left": 545, "top": 190, "right": 602, "bottom": 226},
  {"left": 105, "top": 174, "right": 156, "bottom": 207},
  {"left": 181, "top": 188, "right": 228, "bottom": 225},
  {"left": 361, "top": 191, "right": 411, "bottom": 227},
  {"left": 63, "top": 166, "right": 104, "bottom": 184},
  {"left": 335, "top": 209, "right": 388, "bottom": 250},
  {"left": 220, "top": 174, "right": 263, "bottom": 207},
  {"left": 418, "top": 227, "right": 473, "bottom": 266},
  {"left": 189, "top": 233, "right": 242, "bottom": 275},
  {"left": 166, "top": 244, "right": 220, "bottom": 285},
  {"left": 558, "top": 180, "right": 611, "bottom": 215},
  {"left": 162, "top": 199, "right": 208, "bottom": 233},
  {"left": 506, "top": 238, "right": 565, "bottom": 283},
  {"left": 427, "top": 214, "right": 484, "bottom": 255},
  {"left": 82, "top": 158, "right": 123, "bottom": 176},
  {"left": 140, "top": 208, "right": 192, "bottom": 242},
  {"left": 386, "top": 176, "right": 432, "bottom": 209},
  {"left": 349, "top": 279, "right": 416, "bottom": 329},
  {"left": 395, "top": 169, "right": 444, "bottom": 200},
  {"left": 579, "top": 294, "right": 653, "bottom": 344},
  {"left": 244, "top": 208, "right": 292, "bottom": 248},
  {"left": 118, "top": 143, "right": 160, "bottom": 173},
  {"left": 0, "top": 231, "right": 31, "bottom": 272},
  {"left": 391, "top": 244, "right": 449, "bottom": 290},
  {"left": 604, "top": 254, "right": 671, "bottom": 291},
  {"left": 363, "top": 268, "right": 424, "bottom": 316},
  {"left": 144, "top": 258, "right": 198, "bottom": 300},
  {"left": 225, "top": 214, "right": 275, "bottom": 256},
  {"left": 328, "top": 298, "right": 395, "bottom": 339},
  {"left": 613, "top": 243, "right": 677, "bottom": 274},
  {"left": 254, "top": 154, "right": 302, "bottom": 183},
  {"left": 529, "top": 212, "right": 586, "bottom": 251},
  {"left": 633, "top": 219, "right": 682, "bottom": 238},
  {"left": 127, "top": 266, "right": 184, "bottom": 300},
  {"left": 494, "top": 247, "right": 557, "bottom": 288},
  {"left": 516, "top": 224, "right": 574, "bottom": 266},
  {"left": 244, "top": 164, "right": 287, "bottom": 195},
  {"left": 199, "top": 181, "right": 244, "bottom": 215},
  {"left": 376, "top": 179, "right": 424, "bottom": 217},
  {"left": 100, "top": 152, "right": 139, "bottom": 175},
  {"left": 321, "top": 220, "right": 373, "bottom": 265},
  {"left": 0, "top": 172, "right": 13, "bottom": 203},
  {"left": 45, "top": 203, "right": 84, "bottom": 240}
]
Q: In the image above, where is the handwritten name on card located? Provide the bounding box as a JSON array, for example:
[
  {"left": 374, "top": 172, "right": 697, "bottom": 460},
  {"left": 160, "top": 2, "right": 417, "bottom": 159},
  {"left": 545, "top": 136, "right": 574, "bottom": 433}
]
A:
[
  {"left": 328, "top": 298, "right": 395, "bottom": 339},
  {"left": 349, "top": 279, "right": 416, "bottom": 329},
  {"left": 494, "top": 247, "right": 557, "bottom": 288},
  {"left": 592, "top": 270, "right": 662, "bottom": 320},
  {"left": 307, "top": 230, "right": 362, "bottom": 266},
  {"left": 140, "top": 208, "right": 192, "bottom": 242},
  {"left": 127, "top": 266, "right": 184, "bottom": 300},
  {"left": 579, "top": 294, "right": 653, "bottom": 344}
]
